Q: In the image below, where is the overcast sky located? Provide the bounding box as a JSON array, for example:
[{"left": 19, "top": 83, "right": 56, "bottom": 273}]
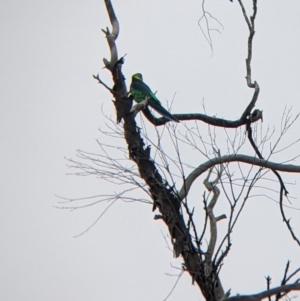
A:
[{"left": 1, "top": 0, "right": 300, "bottom": 300}]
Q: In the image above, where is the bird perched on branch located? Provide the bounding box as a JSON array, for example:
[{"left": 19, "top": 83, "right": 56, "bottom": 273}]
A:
[{"left": 130, "top": 73, "right": 179, "bottom": 122}]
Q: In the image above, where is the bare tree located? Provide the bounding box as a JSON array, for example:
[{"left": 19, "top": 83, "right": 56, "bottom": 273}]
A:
[{"left": 62, "top": 0, "right": 300, "bottom": 300}]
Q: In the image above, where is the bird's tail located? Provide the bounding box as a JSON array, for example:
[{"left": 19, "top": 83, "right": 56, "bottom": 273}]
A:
[{"left": 150, "top": 101, "right": 180, "bottom": 123}]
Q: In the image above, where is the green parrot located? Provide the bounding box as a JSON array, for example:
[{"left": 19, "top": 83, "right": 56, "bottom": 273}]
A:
[{"left": 130, "top": 73, "right": 179, "bottom": 122}]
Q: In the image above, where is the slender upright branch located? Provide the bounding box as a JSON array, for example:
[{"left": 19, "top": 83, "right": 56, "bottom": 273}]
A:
[
  {"left": 102, "top": 0, "right": 120, "bottom": 69},
  {"left": 203, "top": 168, "right": 228, "bottom": 301},
  {"left": 238, "top": 0, "right": 257, "bottom": 88}
]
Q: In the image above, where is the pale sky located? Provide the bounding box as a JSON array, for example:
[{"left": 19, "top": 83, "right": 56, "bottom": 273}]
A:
[{"left": 1, "top": 0, "right": 300, "bottom": 300}]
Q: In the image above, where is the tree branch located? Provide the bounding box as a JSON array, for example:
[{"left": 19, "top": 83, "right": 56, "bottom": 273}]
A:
[
  {"left": 178, "top": 154, "right": 300, "bottom": 200},
  {"left": 223, "top": 283, "right": 300, "bottom": 301},
  {"left": 102, "top": 0, "right": 119, "bottom": 69},
  {"left": 238, "top": 0, "right": 257, "bottom": 88},
  {"left": 203, "top": 168, "right": 228, "bottom": 301}
]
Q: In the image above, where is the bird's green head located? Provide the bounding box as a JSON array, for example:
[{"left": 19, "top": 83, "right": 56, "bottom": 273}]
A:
[{"left": 132, "top": 73, "right": 143, "bottom": 81}]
